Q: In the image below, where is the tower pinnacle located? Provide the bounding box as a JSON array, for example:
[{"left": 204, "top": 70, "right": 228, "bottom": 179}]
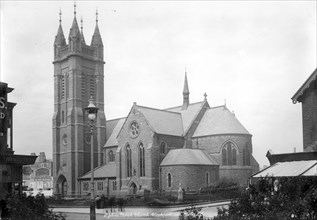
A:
[
  {"left": 59, "top": 9, "right": 62, "bottom": 24},
  {"left": 182, "top": 71, "right": 190, "bottom": 110},
  {"left": 80, "top": 16, "right": 86, "bottom": 44},
  {"left": 74, "top": 1, "right": 77, "bottom": 17},
  {"left": 96, "top": 9, "right": 98, "bottom": 24}
]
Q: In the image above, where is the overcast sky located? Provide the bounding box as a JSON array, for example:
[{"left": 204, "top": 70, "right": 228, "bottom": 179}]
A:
[{"left": 1, "top": 1, "right": 316, "bottom": 166}]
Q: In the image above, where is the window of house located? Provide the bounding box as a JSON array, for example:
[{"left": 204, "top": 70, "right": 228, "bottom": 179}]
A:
[
  {"left": 167, "top": 173, "right": 172, "bottom": 188},
  {"left": 109, "top": 150, "right": 115, "bottom": 162},
  {"left": 222, "top": 141, "right": 237, "bottom": 166},
  {"left": 97, "top": 182, "right": 103, "bottom": 191},
  {"left": 83, "top": 182, "right": 89, "bottom": 191},
  {"left": 160, "top": 142, "right": 167, "bottom": 154},
  {"left": 126, "top": 145, "right": 132, "bottom": 177},
  {"left": 139, "top": 143, "right": 145, "bottom": 177}
]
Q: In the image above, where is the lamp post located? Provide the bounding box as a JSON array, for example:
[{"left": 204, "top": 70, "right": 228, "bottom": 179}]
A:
[{"left": 85, "top": 97, "right": 98, "bottom": 220}]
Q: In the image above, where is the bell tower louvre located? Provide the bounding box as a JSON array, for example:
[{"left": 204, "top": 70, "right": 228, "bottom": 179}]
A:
[{"left": 52, "top": 5, "right": 106, "bottom": 197}]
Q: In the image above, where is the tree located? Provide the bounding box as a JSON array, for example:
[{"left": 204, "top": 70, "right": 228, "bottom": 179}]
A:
[{"left": 213, "top": 177, "right": 317, "bottom": 220}]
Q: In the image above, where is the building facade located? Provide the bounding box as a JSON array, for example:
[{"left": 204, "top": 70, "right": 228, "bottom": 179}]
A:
[
  {"left": 54, "top": 8, "right": 259, "bottom": 197},
  {"left": 23, "top": 152, "right": 53, "bottom": 191},
  {"left": 292, "top": 68, "right": 317, "bottom": 152},
  {"left": 252, "top": 67, "right": 317, "bottom": 178},
  {"left": 0, "top": 82, "right": 37, "bottom": 199}
]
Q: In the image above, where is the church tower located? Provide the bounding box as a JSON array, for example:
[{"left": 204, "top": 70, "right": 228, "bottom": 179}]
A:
[{"left": 52, "top": 6, "right": 106, "bottom": 197}]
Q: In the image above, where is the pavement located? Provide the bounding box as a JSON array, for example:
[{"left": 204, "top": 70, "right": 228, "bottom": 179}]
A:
[{"left": 52, "top": 201, "right": 230, "bottom": 219}]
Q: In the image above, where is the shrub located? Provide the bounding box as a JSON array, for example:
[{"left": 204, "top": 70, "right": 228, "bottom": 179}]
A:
[{"left": 5, "top": 193, "right": 65, "bottom": 220}]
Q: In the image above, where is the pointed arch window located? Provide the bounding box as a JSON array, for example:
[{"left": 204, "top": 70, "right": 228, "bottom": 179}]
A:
[
  {"left": 160, "top": 142, "right": 167, "bottom": 154},
  {"left": 126, "top": 145, "right": 132, "bottom": 177},
  {"left": 205, "top": 172, "right": 209, "bottom": 186},
  {"left": 109, "top": 150, "right": 115, "bottom": 162},
  {"left": 232, "top": 148, "right": 237, "bottom": 165},
  {"left": 222, "top": 141, "right": 237, "bottom": 166},
  {"left": 167, "top": 173, "right": 172, "bottom": 188},
  {"left": 139, "top": 143, "right": 145, "bottom": 177},
  {"left": 243, "top": 143, "right": 251, "bottom": 166},
  {"left": 222, "top": 148, "right": 227, "bottom": 165}
]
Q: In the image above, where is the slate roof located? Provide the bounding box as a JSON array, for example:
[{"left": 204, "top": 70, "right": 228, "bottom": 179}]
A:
[
  {"left": 292, "top": 68, "right": 317, "bottom": 103},
  {"left": 105, "top": 118, "right": 125, "bottom": 147},
  {"left": 138, "top": 106, "right": 183, "bottom": 136},
  {"left": 160, "top": 149, "right": 218, "bottom": 166},
  {"left": 78, "top": 163, "right": 116, "bottom": 179},
  {"left": 166, "top": 101, "right": 206, "bottom": 134},
  {"left": 192, "top": 105, "right": 250, "bottom": 137},
  {"left": 252, "top": 160, "right": 317, "bottom": 178}
]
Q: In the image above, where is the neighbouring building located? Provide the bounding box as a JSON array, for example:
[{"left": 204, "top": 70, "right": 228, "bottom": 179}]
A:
[
  {"left": 292, "top": 68, "right": 317, "bottom": 152},
  {"left": 54, "top": 7, "right": 259, "bottom": 197},
  {"left": 253, "top": 68, "right": 317, "bottom": 178},
  {"left": 23, "top": 152, "right": 53, "bottom": 191},
  {"left": 0, "top": 82, "right": 37, "bottom": 199}
]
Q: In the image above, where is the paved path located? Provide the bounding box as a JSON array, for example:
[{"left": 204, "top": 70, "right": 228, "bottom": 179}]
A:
[{"left": 53, "top": 201, "right": 230, "bottom": 219}]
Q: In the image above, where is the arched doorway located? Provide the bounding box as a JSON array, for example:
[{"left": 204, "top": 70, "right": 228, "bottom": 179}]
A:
[
  {"left": 129, "top": 182, "right": 137, "bottom": 195},
  {"left": 56, "top": 175, "right": 67, "bottom": 197}
]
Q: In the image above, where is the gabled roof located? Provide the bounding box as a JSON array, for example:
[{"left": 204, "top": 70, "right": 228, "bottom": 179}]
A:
[
  {"left": 192, "top": 105, "right": 250, "bottom": 137},
  {"left": 104, "top": 118, "right": 125, "bottom": 147},
  {"left": 166, "top": 101, "right": 206, "bottom": 134},
  {"left": 252, "top": 160, "right": 317, "bottom": 178},
  {"left": 292, "top": 68, "right": 317, "bottom": 103},
  {"left": 137, "top": 105, "right": 183, "bottom": 136},
  {"left": 78, "top": 163, "right": 116, "bottom": 179},
  {"left": 160, "top": 149, "right": 218, "bottom": 166}
]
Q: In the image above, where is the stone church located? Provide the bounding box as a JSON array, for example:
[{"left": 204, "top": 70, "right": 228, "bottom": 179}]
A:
[{"left": 52, "top": 9, "right": 259, "bottom": 197}]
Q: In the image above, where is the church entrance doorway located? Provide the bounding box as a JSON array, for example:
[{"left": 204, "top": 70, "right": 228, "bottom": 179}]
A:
[
  {"left": 129, "top": 182, "right": 137, "bottom": 195},
  {"left": 56, "top": 175, "right": 67, "bottom": 197}
]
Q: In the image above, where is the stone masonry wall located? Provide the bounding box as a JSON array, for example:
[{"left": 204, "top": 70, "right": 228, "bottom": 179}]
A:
[{"left": 161, "top": 165, "right": 219, "bottom": 192}]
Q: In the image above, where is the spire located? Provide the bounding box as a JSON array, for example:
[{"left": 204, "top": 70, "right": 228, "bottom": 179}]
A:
[
  {"left": 80, "top": 16, "right": 86, "bottom": 44},
  {"left": 182, "top": 71, "right": 190, "bottom": 110},
  {"left": 91, "top": 9, "right": 103, "bottom": 46},
  {"left": 54, "top": 10, "right": 66, "bottom": 46}
]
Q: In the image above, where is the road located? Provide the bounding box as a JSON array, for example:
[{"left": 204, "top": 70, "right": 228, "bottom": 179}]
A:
[{"left": 53, "top": 201, "right": 229, "bottom": 220}]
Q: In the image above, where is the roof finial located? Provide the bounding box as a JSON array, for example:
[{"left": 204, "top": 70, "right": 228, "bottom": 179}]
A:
[
  {"left": 224, "top": 98, "right": 226, "bottom": 106},
  {"left": 59, "top": 9, "right": 62, "bottom": 24},
  {"left": 74, "top": 1, "right": 77, "bottom": 17},
  {"left": 204, "top": 92, "right": 207, "bottom": 101},
  {"left": 96, "top": 9, "right": 99, "bottom": 24}
]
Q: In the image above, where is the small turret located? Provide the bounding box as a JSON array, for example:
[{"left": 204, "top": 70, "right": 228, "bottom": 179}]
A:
[
  {"left": 54, "top": 10, "right": 66, "bottom": 58},
  {"left": 91, "top": 10, "right": 103, "bottom": 58},
  {"left": 182, "top": 72, "right": 190, "bottom": 110},
  {"left": 68, "top": 3, "right": 81, "bottom": 53}
]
